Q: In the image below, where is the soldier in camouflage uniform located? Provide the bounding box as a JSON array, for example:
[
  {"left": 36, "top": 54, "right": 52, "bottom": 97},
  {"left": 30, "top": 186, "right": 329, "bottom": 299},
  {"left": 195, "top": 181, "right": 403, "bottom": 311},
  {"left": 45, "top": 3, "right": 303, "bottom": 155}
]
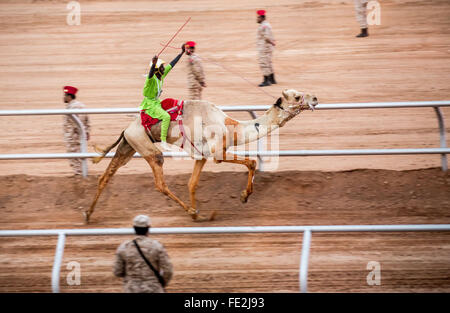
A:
[
  {"left": 114, "top": 215, "right": 173, "bottom": 293},
  {"left": 63, "top": 86, "right": 90, "bottom": 176},
  {"left": 256, "top": 10, "right": 276, "bottom": 87},
  {"left": 185, "top": 41, "right": 206, "bottom": 100},
  {"left": 354, "top": 0, "right": 369, "bottom": 37}
]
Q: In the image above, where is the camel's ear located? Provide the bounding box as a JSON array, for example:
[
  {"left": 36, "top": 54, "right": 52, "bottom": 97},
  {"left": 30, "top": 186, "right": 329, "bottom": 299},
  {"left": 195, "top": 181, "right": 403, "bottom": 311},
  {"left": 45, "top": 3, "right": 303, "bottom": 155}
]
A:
[
  {"left": 274, "top": 97, "right": 282, "bottom": 108},
  {"left": 282, "top": 89, "right": 289, "bottom": 100}
]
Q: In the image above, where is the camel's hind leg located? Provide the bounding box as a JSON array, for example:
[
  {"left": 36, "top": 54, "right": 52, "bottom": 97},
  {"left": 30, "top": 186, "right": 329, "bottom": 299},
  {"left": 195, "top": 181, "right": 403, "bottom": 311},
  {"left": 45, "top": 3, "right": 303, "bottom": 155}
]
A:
[
  {"left": 84, "top": 139, "right": 135, "bottom": 222},
  {"left": 215, "top": 154, "right": 257, "bottom": 203},
  {"left": 143, "top": 153, "right": 213, "bottom": 222}
]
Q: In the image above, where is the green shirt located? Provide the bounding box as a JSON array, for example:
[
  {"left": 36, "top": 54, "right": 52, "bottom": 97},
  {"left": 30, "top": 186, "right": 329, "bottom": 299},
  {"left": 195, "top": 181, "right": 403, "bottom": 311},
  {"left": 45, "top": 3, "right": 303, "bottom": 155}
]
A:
[{"left": 141, "top": 64, "right": 173, "bottom": 101}]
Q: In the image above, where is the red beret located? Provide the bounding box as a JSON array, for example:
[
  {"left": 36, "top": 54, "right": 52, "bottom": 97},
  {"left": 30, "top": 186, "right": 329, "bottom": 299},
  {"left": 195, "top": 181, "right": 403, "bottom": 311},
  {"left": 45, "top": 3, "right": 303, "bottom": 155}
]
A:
[
  {"left": 186, "top": 41, "right": 196, "bottom": 47},
  {"left": 63, "top": 86, "right": 78, "bottom": 95},
  {"left": 257, "top": 10, "right": 266, "bottom": 16}
]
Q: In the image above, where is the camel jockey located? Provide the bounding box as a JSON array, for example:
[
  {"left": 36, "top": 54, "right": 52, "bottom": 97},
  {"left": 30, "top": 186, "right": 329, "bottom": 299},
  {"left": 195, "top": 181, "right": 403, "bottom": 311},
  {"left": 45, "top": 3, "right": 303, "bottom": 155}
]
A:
[{"left": 140, "top": 44, "right": 185, "bottom": 151}]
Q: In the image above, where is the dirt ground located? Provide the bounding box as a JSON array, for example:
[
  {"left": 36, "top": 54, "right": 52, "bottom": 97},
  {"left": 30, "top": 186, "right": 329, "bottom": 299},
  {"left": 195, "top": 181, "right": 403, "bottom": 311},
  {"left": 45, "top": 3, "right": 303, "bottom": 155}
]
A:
[
  {"left": 0, "top": 0, "right": 450, "bottom": 293},
  {"left": 0, "top": 168, "right": 449, "bottom": 292},
  {"left": 0, "top": 0, "right": 449, "bottom": 176}
]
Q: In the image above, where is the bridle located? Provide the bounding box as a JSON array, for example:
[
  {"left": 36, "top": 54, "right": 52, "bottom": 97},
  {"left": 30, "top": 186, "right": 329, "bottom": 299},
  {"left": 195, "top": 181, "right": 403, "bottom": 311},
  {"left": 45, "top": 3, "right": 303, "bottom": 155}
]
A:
[{"left": 274, "top": 95, "right": 314, "bottom": 120}]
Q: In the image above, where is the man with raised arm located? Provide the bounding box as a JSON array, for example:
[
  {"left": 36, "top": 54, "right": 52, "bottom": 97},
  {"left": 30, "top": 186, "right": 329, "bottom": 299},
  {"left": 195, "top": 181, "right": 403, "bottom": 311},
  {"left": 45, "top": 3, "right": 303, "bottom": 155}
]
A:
[{"left": 140, "top": 45, "right": 185, "bottom": 151}]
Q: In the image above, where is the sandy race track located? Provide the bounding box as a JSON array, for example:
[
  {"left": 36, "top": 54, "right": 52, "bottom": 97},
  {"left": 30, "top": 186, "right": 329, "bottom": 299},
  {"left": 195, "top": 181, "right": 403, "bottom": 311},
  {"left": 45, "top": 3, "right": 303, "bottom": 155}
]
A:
[
  {"left": 1, "top": 169, "right": 450, "bottom": 292},
  {"left": 0, "top": 0, "right": 449, "bottom": 293}
]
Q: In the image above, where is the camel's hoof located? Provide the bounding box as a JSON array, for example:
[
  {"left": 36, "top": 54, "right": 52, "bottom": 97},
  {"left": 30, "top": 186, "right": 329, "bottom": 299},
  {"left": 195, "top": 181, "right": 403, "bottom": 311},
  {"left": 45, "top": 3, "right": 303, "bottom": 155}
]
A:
[
  {"left": 191, "top": 214, "right": 209, "bottom": 222},
  {"left": 187, "top": 207, "right": 200, "bottom": 216},
  {"left": 240, "top": 190, "right": 249, "bottom": 203},
  {"left": 191, "top": 211, "right": 216, "bottom": 222}
]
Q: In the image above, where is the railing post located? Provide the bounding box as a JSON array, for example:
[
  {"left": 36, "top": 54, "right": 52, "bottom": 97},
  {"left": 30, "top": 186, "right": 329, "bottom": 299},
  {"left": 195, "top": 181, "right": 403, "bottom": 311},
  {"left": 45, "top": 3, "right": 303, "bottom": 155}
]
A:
[
  {"left": 299, "top": 229, "right": 312, "bottom": 293},
  {"left": 51, "top": 232, "right": 66, "bottom": 293},
  {"left": 433, "top": 107, "right": 448, "bottom": 171},
  {"left": 68, "top": 114, "right": 88, "bottom": 178}
]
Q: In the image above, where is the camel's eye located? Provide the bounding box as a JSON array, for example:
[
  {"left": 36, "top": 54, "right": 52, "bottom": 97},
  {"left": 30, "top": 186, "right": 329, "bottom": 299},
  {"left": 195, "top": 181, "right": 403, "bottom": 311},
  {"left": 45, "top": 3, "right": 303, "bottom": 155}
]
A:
[{"left": 295, "top": 96, "right": 301, "bottom": 101}]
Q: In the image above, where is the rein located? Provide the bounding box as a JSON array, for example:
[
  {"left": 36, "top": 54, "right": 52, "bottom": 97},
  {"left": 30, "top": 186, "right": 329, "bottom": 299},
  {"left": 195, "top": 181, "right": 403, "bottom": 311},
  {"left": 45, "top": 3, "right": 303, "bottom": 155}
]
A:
[{"left": 176, "top": 101, "right": 205, "bottom": 157}]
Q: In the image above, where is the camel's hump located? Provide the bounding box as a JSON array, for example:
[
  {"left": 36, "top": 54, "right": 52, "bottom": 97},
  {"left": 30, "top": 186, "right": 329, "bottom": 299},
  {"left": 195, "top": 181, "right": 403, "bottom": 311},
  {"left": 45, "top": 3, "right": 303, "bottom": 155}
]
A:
[
  {"left": 183, "top": 99, "right": 214, "bottom": 107},
  {"left": 182, "top": 100, "right": 227, "bottom": 121},
  {"left": 183, "top": 99, "right": 223, "bottom": 112}
]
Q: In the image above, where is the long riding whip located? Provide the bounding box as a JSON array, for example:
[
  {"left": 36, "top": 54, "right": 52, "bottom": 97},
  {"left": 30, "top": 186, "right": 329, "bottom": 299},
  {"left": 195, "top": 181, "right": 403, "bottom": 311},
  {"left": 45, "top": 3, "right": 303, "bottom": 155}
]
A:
[
  {"left": 157, "top": 17, "right": 191, "bottom": 57},
  {"left": 140, "top": 18, "right": 191, "bottom": 78},
  {"left": 160, "top": 42, "right": 277, "bottom": 100}
]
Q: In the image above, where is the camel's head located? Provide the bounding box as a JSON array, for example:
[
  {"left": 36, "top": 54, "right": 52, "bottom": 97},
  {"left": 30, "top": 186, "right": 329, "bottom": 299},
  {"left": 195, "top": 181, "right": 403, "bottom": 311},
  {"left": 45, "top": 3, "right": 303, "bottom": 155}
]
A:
[{"left": 273, "top": 89, "right": 318, "bottom": 125}]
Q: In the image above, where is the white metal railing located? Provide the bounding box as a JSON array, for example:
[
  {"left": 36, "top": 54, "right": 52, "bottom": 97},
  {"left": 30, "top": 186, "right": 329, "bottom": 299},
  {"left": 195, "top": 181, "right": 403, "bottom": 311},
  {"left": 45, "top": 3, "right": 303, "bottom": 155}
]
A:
[
  {"left": 1, "top": 224, "right": 449, "bottom": 293},
  {"left": 0, "top": 101, "right": 449, "bottom": 174},
  {"left": 1, "top": 148, "right": 450, "bottom": 160}
]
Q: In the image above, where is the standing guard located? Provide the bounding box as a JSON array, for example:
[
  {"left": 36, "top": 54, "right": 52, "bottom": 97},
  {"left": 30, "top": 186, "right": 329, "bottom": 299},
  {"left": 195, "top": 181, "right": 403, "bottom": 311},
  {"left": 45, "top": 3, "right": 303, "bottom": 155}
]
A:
[{"left": 63, "top": 85, "right": 90, "bottom": 176}]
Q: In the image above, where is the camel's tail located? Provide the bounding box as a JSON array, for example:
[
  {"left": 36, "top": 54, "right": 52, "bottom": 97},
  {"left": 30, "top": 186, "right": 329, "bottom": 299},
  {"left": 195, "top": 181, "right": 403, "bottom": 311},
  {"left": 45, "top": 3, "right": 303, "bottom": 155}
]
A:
[{"left": 92, "top": 131, "right": 125, "bottom": 164}]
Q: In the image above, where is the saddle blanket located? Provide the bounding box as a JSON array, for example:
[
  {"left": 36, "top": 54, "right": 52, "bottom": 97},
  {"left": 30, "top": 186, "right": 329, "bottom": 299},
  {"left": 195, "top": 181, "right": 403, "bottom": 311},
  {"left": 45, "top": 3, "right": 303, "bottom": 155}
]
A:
[{"left": 140, "top": 98, "right": 184, "bottom": 132}]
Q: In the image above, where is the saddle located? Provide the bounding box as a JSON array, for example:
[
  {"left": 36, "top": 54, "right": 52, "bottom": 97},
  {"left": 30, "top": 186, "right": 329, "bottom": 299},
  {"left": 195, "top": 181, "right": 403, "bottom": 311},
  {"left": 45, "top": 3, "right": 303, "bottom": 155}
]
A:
[
  {"left": 140, "top": 98, "right": 184, "bottom": 135},
  {"left": 140, "top": 98, "right": 204, "bottom": 156}
]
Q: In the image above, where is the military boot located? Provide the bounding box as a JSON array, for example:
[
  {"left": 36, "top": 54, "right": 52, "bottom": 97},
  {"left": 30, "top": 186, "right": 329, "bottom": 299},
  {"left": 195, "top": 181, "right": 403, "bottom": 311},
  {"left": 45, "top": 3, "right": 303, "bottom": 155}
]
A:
[
  {"left": 269, "top": 73, "right": 277, "bottom": 84},
  {"left": 356, "top": 28, "right": 368, "bottom": 38},
  {"left": 258, "top": 76, "right": 271, "bottom": 87}
]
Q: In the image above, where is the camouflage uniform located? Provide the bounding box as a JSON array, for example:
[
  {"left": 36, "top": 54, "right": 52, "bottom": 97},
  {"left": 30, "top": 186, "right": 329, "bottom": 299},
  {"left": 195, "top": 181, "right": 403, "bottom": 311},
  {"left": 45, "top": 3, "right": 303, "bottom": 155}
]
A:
[
  {"left": 63, "top": 99, "right": 90, "bottom": 176},
  {"left": 256, "top": 20, "right": 275, "bottom": 76},
  {"left": 113, "top": 235, "right": 173, "bottom": 293},
  {"left": 354, "top": 0, "right": 369, "bottom": 29},
  {"left": 187, "top": 53, "right": 205, "bottom": 100}
]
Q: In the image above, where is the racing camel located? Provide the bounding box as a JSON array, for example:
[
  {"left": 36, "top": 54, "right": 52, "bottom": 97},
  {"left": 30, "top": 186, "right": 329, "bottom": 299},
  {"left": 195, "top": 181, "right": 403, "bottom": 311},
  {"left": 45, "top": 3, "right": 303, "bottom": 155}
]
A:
[{"left": 85, "top": 89, "right": 318, "bottom": 222}]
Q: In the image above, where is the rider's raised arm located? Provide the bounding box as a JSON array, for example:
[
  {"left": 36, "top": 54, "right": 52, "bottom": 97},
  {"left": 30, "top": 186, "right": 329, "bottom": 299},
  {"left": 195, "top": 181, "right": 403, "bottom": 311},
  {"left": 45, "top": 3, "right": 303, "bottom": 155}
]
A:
[
  {"left": 148, "top": 55, "right": 158, "bottom": 78},
  {"left": 169, "top": 43, "right": 186, "bottom": 68}
]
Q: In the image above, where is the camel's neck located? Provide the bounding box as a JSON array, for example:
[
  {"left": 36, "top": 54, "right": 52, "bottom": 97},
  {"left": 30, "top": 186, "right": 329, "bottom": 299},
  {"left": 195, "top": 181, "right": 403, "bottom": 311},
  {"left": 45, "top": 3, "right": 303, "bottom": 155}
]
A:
[{"left": 233, "top": 106, "right": 283, "bottom": 146}]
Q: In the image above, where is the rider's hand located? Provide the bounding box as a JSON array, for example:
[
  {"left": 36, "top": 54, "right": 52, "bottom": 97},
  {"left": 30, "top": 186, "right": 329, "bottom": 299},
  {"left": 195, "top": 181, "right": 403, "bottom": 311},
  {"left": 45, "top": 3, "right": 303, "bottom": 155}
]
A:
[
  {"left": 152, "top": 55, "right": 158, "bottom": 65},
  {"left": 181, "top": 43, "right": 186, "bottom": 54}
]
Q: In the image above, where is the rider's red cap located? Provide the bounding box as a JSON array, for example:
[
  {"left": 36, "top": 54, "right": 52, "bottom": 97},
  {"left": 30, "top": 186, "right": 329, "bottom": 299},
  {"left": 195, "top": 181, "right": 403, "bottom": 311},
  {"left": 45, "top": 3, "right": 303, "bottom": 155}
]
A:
[
  {"left": 186, "top": 41, "right": 196, "bottom": 47},
  {"left": 257, "top": 10, "right": 266, "bottom": 16}
]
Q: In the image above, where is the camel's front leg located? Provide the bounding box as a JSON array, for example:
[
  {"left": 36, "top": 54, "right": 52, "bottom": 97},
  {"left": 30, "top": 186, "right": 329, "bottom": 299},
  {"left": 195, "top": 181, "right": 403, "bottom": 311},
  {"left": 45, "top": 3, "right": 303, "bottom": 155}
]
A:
[
  {"left": 188, "top": 159, "right": 217, "bottom": 220},
  {"left": 215, "top": 154, "right": 257, "bottom": 203},
  {"left": 188, "top": 159, "right": 207, "bottom": 211}
]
